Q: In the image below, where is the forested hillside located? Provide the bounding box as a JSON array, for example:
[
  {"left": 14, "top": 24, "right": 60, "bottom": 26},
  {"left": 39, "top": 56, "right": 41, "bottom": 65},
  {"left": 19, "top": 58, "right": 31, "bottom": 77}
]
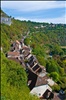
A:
[
  {"left": 1, "top": 10, "right": 66, "bottom": 99},
  {"left": 1, "top": 10, "right": 39, "bottom": 100},
  {"left": 24, "top": 22, "right": 66, "bottom": 92},
  {"left": 1, "top": 52, "right": 39, "bottom": 100}
]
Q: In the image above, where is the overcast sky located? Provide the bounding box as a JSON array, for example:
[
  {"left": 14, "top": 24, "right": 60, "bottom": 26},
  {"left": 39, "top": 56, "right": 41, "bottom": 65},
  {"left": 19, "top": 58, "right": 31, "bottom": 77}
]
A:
[{"left": 1, "top": 1, "right": 66, "bottom": 24}]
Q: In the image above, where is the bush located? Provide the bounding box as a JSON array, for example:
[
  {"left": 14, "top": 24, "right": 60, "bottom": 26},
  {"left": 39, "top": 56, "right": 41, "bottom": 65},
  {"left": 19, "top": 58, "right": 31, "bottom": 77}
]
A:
[
  {"left": 51, "top": 84, "right": 60, "bottom": 92},
  {"left": 46, "top": 59, "right": 59, "bottom": 73},
  {"left": 50, "top": 72, "right": 60, "bottom": 82},
  {"left": 1, "top": 53, "right": 39, "bottom": 100}
]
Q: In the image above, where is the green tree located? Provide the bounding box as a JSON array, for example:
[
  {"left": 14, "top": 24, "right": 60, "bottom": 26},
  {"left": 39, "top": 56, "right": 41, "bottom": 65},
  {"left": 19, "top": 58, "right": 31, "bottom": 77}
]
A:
[
  {"left": 50, "top": 72, "right": 60, "bottom": 82},
  {"left": 51, "top": 44, "right": 64, "bottom": 56},
  {"left": 1, "top": 52, "right": 39, "bottom": 100},
  {"left": 51, "top": 84, "right": 60, "bottom": 92},
  {"left": 46, "top": 59, "right": 59, "bottom": 73}
]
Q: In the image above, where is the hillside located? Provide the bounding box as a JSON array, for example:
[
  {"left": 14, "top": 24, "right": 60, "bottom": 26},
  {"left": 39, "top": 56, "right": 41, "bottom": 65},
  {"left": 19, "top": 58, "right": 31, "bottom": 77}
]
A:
[
  {"left": 1, "top": 52, "right": 39, "bottom": 100},
  {"left": 1, "top": 10, "right": 9, "bottom": 17},
  {"left": 1, "top": 10, "right": 66, "bottom": 99},
  {"left": 1, "top": 10, "right": 39, "bottom": 100}
]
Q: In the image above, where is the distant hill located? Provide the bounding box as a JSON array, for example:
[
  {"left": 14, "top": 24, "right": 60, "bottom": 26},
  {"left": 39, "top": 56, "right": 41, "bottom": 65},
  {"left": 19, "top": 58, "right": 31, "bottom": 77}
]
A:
[{"left": 1, "top": 10, "right": 66, "bottom": 52}]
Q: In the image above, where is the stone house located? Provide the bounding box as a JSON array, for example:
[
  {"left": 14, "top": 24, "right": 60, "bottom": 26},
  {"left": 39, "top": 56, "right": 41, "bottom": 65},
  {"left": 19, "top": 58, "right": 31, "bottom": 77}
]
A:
[{"left": 1, "top": 17, "right": 12, "bottom": 25}]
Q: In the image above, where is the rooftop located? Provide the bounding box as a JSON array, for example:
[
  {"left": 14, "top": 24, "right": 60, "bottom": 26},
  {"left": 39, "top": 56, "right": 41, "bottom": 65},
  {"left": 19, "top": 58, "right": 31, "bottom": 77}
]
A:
[
  {"left": 7, "top": 51, "right": 20, "bottom": 57},
  {"left": 30, "top": 84, "right": 52, "bottom": 98},
  {"left": 35, "top": 75, "right": 48, "bottom": 86}
]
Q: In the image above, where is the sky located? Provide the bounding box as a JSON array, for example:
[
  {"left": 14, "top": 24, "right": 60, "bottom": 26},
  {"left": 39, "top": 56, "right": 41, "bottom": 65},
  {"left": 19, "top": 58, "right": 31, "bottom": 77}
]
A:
[{"left": 1, "top": 1, "right": 66, "bottom": 24}]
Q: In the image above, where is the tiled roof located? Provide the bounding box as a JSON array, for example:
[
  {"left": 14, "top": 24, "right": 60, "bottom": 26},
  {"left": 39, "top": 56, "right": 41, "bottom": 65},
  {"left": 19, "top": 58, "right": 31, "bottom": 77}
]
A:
[
  {"left": 22, "top": 46, "right": 30, "bottom": 51},
  {"left": 8, "top": 51, "right": 20, "bottom": 56},
  {"left": 16, "top": 40, "right": 20, "bottom": 44},
  {"left": 35, "top": 75, "right": 48, "bottom": 86}
]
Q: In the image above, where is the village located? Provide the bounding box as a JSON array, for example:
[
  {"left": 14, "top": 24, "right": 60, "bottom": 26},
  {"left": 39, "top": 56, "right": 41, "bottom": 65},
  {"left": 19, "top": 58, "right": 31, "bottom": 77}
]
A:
[
  {"left": 5, "top": 32, "right": 63, "bottom": 100},
  {"left": 1, "top": 6, "right": 66, "bottom": 100}
]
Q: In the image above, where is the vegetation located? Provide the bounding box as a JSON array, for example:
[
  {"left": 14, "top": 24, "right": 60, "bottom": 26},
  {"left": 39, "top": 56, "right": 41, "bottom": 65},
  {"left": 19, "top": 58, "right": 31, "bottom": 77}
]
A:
[
  {"left": 1, "top": 52, "right": 39, "bottom": 100},
  {"left": 1, "top": 10, "right": 39, "bottom": 100},
  {"left": 1, "top": 10, "right": 66, "bottom": 99},
  {"left": 24, "top": 22, "right": 66, "bottom": 92},
  {"left": 1, "top": 19, "right": 28, "bottom": 53},
  {"left": 51, "top": 84, "right": 60, "bottom": 92}
]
